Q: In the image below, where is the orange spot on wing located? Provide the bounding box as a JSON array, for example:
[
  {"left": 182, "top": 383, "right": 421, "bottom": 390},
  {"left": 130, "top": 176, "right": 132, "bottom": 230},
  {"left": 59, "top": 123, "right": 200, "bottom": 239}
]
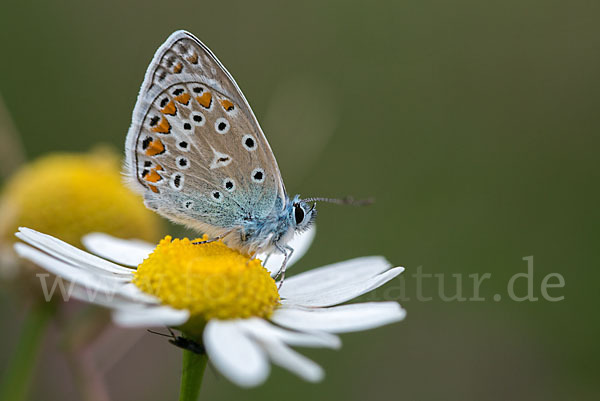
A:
[
  {"left": 148, "top": 185, "right": 159, "bottom": 193},
  {"left": 173, "top": 63, "right": 183, "bottom": 73},
  {"left": 144, "top": 169, "right": 162, "bottom": 183},
  {"left": 196, "top": 92, "right": 212, "bottom": 108},
  {"left": 161, "top": 101, "right": 177, "bottom": 116},
  {"left": 145, "top": 139, "right": 165, "bottom": 156},
  {"left": 187, "top": 53, "right": 198, "bottom": 64},
  {"left": 144, "top": 164, "right": 164, "bottom": 183},
  {"left": 220, "top": 99, "right": 234, "bottom": 112},
  {"left": 175, "top": 93, "right": 191, "bottom": 105},
  {"left": 152, "top": 117, "right": 171, "bottom": 134}
]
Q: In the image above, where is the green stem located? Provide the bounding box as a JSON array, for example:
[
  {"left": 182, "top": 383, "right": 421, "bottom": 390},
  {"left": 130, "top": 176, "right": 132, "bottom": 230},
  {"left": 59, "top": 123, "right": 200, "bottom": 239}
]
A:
[
  {"left": 178, "top": 349, "right": 208, "bottom": 401},
  {"left": 0, "top": 300, "right": 55, "bottom": 401}
]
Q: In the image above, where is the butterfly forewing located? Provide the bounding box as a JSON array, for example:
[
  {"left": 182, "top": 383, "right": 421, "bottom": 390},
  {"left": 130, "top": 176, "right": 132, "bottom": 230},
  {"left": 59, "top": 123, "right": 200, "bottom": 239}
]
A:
[{"left": 125, "top": 31, "right": 286, "bottom": 236}]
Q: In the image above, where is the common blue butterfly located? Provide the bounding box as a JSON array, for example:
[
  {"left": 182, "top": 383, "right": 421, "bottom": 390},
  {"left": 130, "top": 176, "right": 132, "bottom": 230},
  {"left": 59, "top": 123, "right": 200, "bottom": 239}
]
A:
[{"left": 125, "top": 30, "right": 366, "bottom": 281}]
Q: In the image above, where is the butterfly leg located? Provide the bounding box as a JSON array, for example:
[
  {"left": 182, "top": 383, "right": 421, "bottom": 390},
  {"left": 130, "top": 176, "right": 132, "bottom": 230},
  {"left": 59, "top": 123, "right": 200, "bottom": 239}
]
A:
[
  {"left": 274, "top": 243, "right": 294, "bottom": 289},
  {"left": 263, "top": 253, "right": 272, "bottom": 266},
  {"left": 193, "top": 230, "right": 233, "bottom": 245},
  {"left": 193, "top": 237, "right": 221, "bottom": 245}
]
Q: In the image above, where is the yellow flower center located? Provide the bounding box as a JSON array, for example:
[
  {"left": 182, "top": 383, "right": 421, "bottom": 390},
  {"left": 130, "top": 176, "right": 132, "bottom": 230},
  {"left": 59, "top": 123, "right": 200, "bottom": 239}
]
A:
[{"left": 133, "top": 236, "right": 279, "bottom": 323}]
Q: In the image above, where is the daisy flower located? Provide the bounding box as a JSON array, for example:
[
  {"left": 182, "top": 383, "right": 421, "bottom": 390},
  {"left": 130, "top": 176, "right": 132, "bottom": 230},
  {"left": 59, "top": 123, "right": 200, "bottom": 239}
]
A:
[
  {"left": 13, "top": 226, "right": 405, "bottom": 397},
  {"left": 0, "top": 150, "right": 161, "bottom": 401}
]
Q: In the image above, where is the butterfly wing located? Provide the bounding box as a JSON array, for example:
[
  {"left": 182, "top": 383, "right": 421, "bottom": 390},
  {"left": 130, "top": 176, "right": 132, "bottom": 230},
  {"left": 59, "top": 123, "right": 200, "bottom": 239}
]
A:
[{"left": 125, "top": 31, "right": 287, "bottom": 240}]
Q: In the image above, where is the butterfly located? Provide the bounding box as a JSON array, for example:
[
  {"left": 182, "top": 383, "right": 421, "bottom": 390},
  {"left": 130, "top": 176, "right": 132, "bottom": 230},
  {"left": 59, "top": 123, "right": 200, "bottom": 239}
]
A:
[{"left": 125, "top": 30, "right": 366, "bottom": 281}]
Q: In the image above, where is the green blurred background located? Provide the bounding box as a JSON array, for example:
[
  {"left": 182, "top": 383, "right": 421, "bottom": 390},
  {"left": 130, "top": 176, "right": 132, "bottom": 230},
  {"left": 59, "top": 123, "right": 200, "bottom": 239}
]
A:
[{"left": 1, "top": 0, "right": 598, "bottom": 400}]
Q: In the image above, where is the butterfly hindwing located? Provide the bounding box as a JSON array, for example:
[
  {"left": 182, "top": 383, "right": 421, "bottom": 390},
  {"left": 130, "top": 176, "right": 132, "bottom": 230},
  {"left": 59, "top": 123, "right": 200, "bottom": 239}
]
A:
[{"left": 125, "top": 31, "right": 286, "bottom": 237}]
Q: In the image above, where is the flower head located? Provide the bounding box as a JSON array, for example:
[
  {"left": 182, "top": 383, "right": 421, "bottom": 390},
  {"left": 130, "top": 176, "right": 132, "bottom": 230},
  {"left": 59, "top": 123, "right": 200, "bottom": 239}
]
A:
[
  {"left": 134, "top": 236, "right": 279, "bottom": 323},
  {"left": 14, "top": 226, "right": 405, "bottom": 387}
]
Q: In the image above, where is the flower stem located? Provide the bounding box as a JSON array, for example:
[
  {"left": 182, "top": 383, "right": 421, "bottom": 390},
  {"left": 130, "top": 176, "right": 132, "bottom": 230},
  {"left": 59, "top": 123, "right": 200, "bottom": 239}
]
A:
[
  {"left": 178, "top": 349, "right": 208, "bottom": 401},
  {"left": 0, "top": 300, "right": 55, "bottom": 401}
]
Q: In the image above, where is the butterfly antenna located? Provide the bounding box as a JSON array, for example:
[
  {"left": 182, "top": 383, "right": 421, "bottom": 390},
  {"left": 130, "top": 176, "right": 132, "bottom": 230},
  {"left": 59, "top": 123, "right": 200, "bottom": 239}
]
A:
[
  {"left": 302, "top": 196, "right": 374, "bottom": 206},
  {"left": 147, "top": 328, "right": 176, "bottom": 338}
]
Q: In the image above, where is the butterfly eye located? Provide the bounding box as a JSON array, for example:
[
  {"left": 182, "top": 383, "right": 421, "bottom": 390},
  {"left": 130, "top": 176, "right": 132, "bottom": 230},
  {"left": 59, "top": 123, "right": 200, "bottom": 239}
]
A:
[
  {"left": 214, "top": 118, "right": 230, "bottom": 134},
  {"left": 242, "top": 134, "right": 257, "bottom": 151},
  {"left": 251, "top": 168, "right": 265, "bottom": 183},
  {"left": 294, "top": 204, "right": 305, "bottom": 225}
]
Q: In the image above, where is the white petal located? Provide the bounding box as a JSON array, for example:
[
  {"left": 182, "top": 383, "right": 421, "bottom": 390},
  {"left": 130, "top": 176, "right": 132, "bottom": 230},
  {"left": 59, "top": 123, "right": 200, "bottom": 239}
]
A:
[
  {"left": 271, "top": 302, "right": 406, "bottom": 333},
  {"left": 13, "top": 243, "right": 156, "bottom": 309},
  {"left": 16, "top": 228, "right": 133, "bottom": 276},
  {"left": 282, "top": 267, "right": 404, "bottom": 307},
  {"left": 117, "top": 283, "right": 161, "bottom": 303},
  {"left": 261, "top": 339, "right": 324, "bottom": 382},
  {"left": 14, "top": 243, "right": 130, "bottom": 295},
  {"left": 82, "top": 233, "right": 154, "bottom": 267},
  {"left": 203, "top": 320, "right": 270, "bottom": 387},
  {"left": 281, "top": 256, "right": 392, "bottom": 297},
  {"left": 112, "top": 305, "right": 189, "bottom": 327},
  {"left": 259, "top": 225, "right": 316, "bottom": 276},
  {"left": 70, "top": 282, "right": 159, "bottom": 308},
  {"left": 69, "top": 285, "right": 147, "bottom": 308},
  {"left": 237, "top": 318, "right": 341, "bottom": 349}
]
